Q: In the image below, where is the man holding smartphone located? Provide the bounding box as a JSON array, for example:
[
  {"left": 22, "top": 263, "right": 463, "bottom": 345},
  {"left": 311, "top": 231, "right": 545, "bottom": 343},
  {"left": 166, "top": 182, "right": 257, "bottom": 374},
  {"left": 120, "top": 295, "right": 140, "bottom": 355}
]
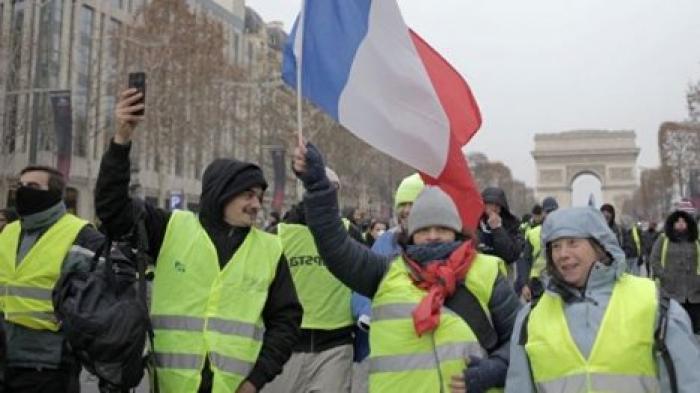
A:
[{"left": 95, "top": 88, "right": 302, "bottom": 393}]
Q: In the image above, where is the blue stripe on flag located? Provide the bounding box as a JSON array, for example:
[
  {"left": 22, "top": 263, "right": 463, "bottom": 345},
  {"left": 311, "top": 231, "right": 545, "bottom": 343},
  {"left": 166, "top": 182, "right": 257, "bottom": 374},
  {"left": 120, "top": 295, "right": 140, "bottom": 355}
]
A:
[{"left": 282, "top": 0, "right": 372, "bottom": 120}]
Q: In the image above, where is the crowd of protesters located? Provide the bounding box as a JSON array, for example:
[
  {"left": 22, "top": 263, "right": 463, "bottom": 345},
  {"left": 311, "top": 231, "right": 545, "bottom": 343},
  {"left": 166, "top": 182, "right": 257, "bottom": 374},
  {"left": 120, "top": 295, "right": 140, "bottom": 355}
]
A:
[{"left": 0, "top": 88, "right": 699, "bottom": 393}]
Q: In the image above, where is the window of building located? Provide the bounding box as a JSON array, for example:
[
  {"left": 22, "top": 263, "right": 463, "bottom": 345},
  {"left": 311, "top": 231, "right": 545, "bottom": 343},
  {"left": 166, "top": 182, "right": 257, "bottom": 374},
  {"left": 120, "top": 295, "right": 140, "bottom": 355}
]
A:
[
  {"left": 5, "top": 187, "right": 17, "bottom": 209},
  {"left": 4, "top": 94, "right": 19, "bottom": 153},
  {"left": 34, "top": 0, "right": 63, "bottom": 89},
  {"left": 110, "top": 0, "right": 123, "bottom": 10},
  {"left": 100, "top": 18, "right": 121, "bottom": 156},
  {"left": 0, "top": 4, "right": 4, "bottom": 43},
  {"left": 8, "top": 0, "right": 26, "bottom": 93},
  {"left": 30, "top": 0, "right": 63, "bottom": 159},
  {"left": 174, "top": 141, "right": 184, "bottom": 177},
  {"left": 73, "top": 5, "right": 94, "bottom": 158},
  {"left": 64, "top": 187, "right": 79, "bottom": 215},
  {"left": 233, "top": 32, "right": 240, "bottom": 63}
]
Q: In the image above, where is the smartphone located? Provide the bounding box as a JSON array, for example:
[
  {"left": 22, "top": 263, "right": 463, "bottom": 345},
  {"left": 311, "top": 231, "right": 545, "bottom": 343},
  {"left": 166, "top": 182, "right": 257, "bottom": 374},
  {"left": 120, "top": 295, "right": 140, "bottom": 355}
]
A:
[{"left": 128, "top": 72, "right": 146, "bottom": 116}]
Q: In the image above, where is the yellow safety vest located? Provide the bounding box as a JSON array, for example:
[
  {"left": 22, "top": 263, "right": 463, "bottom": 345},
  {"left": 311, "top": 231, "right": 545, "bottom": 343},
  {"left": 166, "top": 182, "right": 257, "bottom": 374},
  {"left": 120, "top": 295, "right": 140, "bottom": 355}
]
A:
[
  {"left": 526, "top": 274, "right": 659, "bottom": 392},
  {"left": 369, "top": 253, "right": 503, "bottom": 393},
  {"left": 527, "top": 226, "right": 546, "bottom": 278},
  {"left": 659, "top": 234, "right": 700, "bottom": 274},
  {"left": 278, "top": 222, "right": 353, "bottom": 330},
  {"left": 150, "top": 210, "right": 281, "bottom": 393},
  {"left": 0, "top": 214, "right": 87, "bottom": 331}
]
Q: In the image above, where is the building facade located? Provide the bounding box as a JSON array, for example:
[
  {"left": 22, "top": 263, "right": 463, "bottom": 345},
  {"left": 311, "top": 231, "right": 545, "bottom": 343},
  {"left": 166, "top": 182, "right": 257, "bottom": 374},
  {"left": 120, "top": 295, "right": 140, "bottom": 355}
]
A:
[{"left": 0, "top": 0, "right": 282, "bottom": 221}]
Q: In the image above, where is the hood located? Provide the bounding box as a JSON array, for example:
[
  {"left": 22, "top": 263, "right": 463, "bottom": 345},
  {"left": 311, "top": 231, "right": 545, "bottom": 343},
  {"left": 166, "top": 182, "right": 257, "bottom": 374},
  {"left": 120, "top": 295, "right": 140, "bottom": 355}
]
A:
[
  {"left": 541, "top": 207, "right": 626, "bottom": 277},
  {"left": 664, "top": 210, "right": 699, "bottom": 242},
  {"left": 481, "top": 187, "right": 516, "bottom": 221},
  {"left": 600, "top": 203, "right": 616, "bottom": 227},
  {"left": 199, "top": 159, "right": 267, "bottom": 228}
]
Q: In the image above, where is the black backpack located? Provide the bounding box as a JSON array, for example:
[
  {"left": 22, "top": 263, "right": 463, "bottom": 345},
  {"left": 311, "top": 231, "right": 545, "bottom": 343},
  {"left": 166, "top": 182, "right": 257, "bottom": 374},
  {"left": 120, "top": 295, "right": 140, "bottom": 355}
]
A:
[{"left": 53, "top": 226, "right": 154, "bottom": 391}]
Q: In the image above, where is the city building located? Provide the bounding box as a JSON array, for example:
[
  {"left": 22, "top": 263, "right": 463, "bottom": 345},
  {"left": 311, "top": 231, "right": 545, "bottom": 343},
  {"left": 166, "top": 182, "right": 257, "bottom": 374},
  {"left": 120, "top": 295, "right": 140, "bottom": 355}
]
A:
[{"left": 0, "top": 0, "right": 281, "bottom": 220}]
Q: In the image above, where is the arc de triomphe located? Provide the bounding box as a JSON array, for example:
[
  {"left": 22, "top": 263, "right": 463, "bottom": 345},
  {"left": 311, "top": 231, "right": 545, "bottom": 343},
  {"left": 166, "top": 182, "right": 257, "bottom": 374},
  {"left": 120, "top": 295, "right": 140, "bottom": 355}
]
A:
[{"left": 531, "top": 130, "right": 639, "bottom": 209}]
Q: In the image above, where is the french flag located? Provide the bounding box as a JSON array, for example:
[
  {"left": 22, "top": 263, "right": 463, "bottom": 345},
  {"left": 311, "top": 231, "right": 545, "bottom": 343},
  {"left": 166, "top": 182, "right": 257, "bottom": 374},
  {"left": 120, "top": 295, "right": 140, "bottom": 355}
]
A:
[{"left": 283, "top": 0, "right": 484, "bottom": 230}]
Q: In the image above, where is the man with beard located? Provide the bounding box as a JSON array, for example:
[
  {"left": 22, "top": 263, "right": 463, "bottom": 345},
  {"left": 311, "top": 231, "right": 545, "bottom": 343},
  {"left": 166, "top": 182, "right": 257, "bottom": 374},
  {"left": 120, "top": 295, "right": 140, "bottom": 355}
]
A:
[
  {"left": 0, "top": 166, "right": 103, "bottom": 392},
  {"left": 95, "top": 89, "right": 302, "bottom": 393}
]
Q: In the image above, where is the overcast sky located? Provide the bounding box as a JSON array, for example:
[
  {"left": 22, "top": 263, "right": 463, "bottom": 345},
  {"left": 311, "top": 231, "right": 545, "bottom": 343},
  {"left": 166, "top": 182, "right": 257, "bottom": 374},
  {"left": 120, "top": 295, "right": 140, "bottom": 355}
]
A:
[{"left": 247, "top": 0, "right": 700, "bottom": 193}]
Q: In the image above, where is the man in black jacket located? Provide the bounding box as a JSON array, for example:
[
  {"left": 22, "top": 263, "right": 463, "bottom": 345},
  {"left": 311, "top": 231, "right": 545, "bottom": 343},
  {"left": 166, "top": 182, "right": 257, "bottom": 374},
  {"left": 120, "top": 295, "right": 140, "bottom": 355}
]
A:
[
  {"left": 95, "top": 89, "right": 302, "bottom": 393},
  {"left": 477, "top": 187, "right": 523, "bottom": 266}
]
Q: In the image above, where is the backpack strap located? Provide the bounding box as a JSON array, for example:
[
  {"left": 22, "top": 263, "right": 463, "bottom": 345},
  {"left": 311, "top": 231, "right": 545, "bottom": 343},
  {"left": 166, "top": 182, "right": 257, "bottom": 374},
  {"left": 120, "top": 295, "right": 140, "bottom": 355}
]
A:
[
  {"left": 444, "top": 286, "right": 498, "bottom": 352},
  {"left": 517, "top": 296, "right": 542, "bottom": 388},
  {"left": 133, "top": 213, "right": 159, "bottom": 393},
  {"left": 655, "top": 295, "right": 678, "bottom": 393}
]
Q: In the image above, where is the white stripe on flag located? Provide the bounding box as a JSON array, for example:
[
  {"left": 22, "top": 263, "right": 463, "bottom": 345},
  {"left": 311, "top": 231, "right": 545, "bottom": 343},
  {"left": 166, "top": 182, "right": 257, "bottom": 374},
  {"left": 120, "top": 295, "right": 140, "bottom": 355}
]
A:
[{"left": 338, "top": 0, "right": 450, "bottom": 178}]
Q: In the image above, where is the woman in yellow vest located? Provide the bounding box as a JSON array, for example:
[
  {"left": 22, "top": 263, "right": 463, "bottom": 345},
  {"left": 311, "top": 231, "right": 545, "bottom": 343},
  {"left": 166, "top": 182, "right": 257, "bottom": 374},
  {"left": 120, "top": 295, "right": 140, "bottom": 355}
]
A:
[
  {"left": 506, "top": 207, "right": 700, "bottom": 393},
  {"left": 292, "top": 143, "right": 521, "bottom": 393}
]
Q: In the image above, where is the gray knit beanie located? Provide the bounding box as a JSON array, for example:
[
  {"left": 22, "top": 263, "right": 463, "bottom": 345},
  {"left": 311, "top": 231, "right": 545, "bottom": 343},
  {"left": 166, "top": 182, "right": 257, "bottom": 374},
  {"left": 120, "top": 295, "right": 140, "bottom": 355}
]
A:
[{"left": 407, "top": 187, "right": 463, "bottom": 237}]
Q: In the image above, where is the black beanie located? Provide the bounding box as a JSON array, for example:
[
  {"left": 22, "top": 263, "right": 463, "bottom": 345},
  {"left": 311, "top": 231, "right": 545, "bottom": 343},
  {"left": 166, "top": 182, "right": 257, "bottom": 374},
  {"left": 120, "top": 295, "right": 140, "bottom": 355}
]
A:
[{"left": 218, "top": 166, "right": 268, "bottom": 207}]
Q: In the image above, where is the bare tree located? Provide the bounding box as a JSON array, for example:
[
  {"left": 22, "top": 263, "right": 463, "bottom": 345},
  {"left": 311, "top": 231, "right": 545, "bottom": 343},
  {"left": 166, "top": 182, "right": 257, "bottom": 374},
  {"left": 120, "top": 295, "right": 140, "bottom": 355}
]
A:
[{"left": 658, "top": 122, "right": 700, "bottom": 198}]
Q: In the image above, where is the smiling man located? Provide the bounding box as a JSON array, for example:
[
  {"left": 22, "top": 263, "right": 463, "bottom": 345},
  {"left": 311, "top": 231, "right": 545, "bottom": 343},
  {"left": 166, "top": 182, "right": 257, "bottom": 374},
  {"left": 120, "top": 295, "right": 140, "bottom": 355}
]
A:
[
  {"left": 95, "top": 89, "right": 302, "bottom": 393},
  {"left": 506, "top": 207, "right": 700, "bottom": 393}
]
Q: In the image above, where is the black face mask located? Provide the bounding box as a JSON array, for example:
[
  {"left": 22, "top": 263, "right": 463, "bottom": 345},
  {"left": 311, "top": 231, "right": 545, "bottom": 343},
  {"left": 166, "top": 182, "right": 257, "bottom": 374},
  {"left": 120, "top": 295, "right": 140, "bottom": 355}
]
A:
[{"left": 15, "top": 186, "right": 63, "bottom": 216}]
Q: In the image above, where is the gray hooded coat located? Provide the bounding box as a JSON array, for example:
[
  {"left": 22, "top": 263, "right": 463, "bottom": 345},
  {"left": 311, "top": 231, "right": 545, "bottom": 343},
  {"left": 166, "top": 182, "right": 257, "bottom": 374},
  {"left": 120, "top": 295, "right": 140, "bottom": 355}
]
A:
[{"left": 505, "top": 207, "right": 700, "bottom": 393}]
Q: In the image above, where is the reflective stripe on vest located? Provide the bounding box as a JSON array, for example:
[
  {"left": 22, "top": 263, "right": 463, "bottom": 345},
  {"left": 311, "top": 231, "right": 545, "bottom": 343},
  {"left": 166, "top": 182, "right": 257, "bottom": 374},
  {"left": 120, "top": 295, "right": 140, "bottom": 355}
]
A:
[
  {"left": 0, "top": 214, "right": 87, "bottom": 331},
  {"left": 370, "top": 341, "right": 484, "bottom": 373},
  {"left": 368, "top": 253, "right": 499, "bottom": 393},
  {"left": 660, "top": 235, "right": 700, "bottom": 274},
  {"left": 527, "top": 226, "right": 546, "bottom": 278},
  {"left": 535, "top": 373, "right": 659, "bottom": 393},
  {"left": 526, "top": 274, "right": 659, "bottom": 393},
  {"left": 632, "top": 226, "right": 642, "bottom": 255},
  {"left": 151, "top": 210, "right": 281, "bottom": 393},
  {"left": 278, "top": 221, "right": 353, "bottom": 330}
]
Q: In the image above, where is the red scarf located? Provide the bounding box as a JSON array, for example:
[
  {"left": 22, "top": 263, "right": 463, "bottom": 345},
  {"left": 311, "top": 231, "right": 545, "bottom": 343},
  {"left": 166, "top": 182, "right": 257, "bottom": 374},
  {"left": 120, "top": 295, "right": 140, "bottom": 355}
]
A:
[{"left": 404, "top": 241, "right": 477, "bottom": 336}]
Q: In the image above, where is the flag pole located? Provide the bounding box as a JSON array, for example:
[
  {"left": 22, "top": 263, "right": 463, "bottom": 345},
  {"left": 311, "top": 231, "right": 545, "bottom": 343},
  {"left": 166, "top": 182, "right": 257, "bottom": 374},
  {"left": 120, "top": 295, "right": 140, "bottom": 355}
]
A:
[{"left": 296, "top": 0, "right": 307, "bottom": 147}]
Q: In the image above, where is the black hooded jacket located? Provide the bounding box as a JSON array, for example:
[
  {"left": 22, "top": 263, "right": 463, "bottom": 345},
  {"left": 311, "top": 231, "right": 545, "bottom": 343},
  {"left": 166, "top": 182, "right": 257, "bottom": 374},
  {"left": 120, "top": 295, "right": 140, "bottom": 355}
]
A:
[
  {"left": 95, "top": 140, "right": 302, "bottom": 390},
  {"left": 477, "top": 187, "right": 523, "bottom": 264}
]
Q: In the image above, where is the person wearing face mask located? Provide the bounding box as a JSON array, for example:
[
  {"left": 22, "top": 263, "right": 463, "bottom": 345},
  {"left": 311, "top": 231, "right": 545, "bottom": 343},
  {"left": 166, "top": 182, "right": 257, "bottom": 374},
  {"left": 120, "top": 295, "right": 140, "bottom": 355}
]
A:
[
  {"left": 650, "top": 205, "right": 700, "bottom": 335},
  {"left": 506, "top": 207, "right": 700, "bottom": 393},
  {"left": 293, "top": 143, "right": 521, "bottom": 393},
  {"left": 0, "top": 166, "right": 105, "bottom": 393},
  {"left": 95, "top": 89, "right": 302, "bottom": 393}
]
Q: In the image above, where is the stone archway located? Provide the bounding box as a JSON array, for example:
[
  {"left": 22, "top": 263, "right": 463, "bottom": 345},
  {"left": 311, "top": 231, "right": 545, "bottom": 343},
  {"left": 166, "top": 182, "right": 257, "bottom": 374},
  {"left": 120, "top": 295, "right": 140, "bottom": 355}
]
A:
[{"left": 531, "top": 130, "right": 640, "bottom": 210}]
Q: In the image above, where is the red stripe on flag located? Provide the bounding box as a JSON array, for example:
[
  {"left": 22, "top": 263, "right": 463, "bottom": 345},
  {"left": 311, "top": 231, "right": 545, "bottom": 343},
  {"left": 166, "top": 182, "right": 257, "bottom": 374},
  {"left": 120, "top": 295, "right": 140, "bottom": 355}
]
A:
[{"left": 409, "top": 30, "right": 484, "bottom": 230}]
